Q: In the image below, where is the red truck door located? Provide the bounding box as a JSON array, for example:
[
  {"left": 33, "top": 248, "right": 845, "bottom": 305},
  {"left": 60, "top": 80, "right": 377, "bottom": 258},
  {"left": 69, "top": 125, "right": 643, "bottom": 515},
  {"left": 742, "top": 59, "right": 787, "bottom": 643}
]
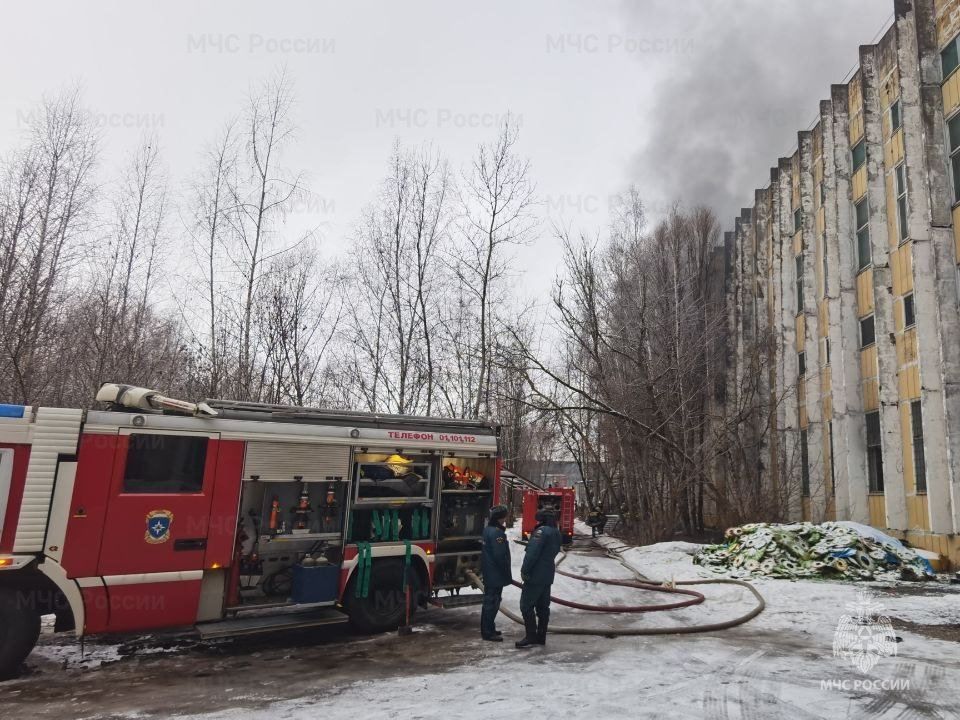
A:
[{"left": 96, "top": 429, "right": 220, "bottom": 632}]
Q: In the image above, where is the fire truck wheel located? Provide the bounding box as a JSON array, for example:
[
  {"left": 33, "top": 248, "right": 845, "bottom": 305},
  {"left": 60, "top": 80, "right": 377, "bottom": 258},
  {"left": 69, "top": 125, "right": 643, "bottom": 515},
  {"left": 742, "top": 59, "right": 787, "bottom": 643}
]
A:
[
  {"left": 348, "top": 559, "right": 420, "bottom": 634},
  {"left": 0, "top": 589, "right": 41, "bottom": 680}
]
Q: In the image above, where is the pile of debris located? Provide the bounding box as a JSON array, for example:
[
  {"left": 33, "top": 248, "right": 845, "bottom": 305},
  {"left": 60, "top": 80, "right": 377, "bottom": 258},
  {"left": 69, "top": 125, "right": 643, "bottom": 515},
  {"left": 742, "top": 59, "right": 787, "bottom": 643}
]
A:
[{"left": 694, "top": 521, "right": 937, "bottom": 581}]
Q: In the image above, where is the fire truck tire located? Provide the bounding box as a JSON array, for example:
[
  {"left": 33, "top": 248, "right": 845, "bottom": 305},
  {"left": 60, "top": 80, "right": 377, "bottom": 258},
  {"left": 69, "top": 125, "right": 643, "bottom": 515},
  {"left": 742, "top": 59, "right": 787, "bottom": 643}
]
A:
[
  {"left": 0, "top": 589, "right": 41, "bottom": 680},
  {"left": 348, "top": 559, "right": 420, "bottom": 633}
]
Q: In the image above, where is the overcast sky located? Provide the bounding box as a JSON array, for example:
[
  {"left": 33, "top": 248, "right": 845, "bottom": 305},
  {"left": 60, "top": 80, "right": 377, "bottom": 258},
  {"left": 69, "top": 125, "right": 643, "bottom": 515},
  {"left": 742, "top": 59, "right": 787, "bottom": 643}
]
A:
[{"left": 0, "top": 0, "right": 892, "bottom": 300}]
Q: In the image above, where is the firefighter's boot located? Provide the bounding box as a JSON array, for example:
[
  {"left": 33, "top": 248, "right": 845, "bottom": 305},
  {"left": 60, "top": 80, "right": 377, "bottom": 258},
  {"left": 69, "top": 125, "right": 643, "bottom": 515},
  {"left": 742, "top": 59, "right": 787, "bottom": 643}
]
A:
[
  {"left": 535, "top": 620, "right": 548, "bottom": 645},
  {"left": 514, "top": 613, "right": 539, "bottom": 649}
]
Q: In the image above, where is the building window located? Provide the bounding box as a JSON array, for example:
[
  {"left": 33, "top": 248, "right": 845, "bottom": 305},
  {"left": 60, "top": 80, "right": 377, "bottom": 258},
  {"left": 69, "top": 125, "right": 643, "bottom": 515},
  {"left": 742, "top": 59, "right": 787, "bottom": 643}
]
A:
[
  {"left": 822, "top": 337, "right": 831, "bottom": 365},
  {"left": 800, "top": 429, "right": 811, "bottom": 497},
  {"left": 860, "top": 314, "right": 875, "bottom": 348},
  {"left": 895, "top": 163, "right": 908, "bottom": 243},
  {"left": 122, "top": 434, "right": 208, "bottom": 494},
  {"left": 904, "top": 293, "right": 915, "bottom": 328},
  {"left": 794, "top": 208, "right": 802, "bottom": 233},
  {"left": 819, "top": 182, "right": 826, "bottom": 207},
  {"left": 890, "top": 99, "right": 902, "bottom": 133},
  {"left": 851, "top": 139, "right": 866, "bottom": 172},
  {"left": 943, "top": 36, "right": 960, "bottom": 80},
  {"left": 855, "top": 199, "right": 871, "bottom": 270},
  {"left": 798, "top": 351, "right": 806, "bottom": 376},
  {"left": 796, "top": 255, "right": 804, "bottom": 312},
  {"left": 821, "top": 233, "right": 829, "bottom": 289},
  {"left": 911, "top": 400, "right": 926, "bottom": 494},
  {"left": 866, "top": 411, "right": 884, "bottom": 493},
  {"left": 948, "top": 114, "right": 960, "bottom": 202},
  {"left": 828, "top": 421, "right": 836, "bottom": 497}
]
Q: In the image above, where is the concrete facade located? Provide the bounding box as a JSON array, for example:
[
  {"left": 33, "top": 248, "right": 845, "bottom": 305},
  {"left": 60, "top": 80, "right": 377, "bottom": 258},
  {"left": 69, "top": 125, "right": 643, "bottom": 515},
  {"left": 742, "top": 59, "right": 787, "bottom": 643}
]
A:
[{"left": 722, "top": 0, "right": 960, "bottom": 565}]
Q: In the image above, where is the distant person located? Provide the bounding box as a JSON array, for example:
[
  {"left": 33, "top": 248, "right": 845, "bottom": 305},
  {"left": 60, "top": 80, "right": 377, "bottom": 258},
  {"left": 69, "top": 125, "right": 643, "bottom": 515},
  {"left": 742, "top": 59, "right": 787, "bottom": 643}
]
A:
[
  {"left": 515, "top": 508, "right": 563, "bottom": 648},
  {"left": 480, "top": 505, "right": 512, "bottom": 642},
  {"left": 586, "top": 506, "right": 606, "bottom": 537}
]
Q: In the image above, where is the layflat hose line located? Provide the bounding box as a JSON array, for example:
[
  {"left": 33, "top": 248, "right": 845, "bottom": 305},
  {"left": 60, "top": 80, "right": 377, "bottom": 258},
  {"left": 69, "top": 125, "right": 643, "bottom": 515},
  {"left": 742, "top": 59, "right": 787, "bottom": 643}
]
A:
[
  {"left": 527, "top": 570, "right": 706, "bottom": 612},
  {"left": 464, "top": 538, "right": 766, "bottom": 636}
]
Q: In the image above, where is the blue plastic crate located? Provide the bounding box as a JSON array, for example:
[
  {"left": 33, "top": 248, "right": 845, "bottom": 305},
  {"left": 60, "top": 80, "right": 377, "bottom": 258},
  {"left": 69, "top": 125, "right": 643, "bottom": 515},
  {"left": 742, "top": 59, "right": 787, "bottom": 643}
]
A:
[{"left": 291, "top": 563, "right": 340, "bottom": 604}]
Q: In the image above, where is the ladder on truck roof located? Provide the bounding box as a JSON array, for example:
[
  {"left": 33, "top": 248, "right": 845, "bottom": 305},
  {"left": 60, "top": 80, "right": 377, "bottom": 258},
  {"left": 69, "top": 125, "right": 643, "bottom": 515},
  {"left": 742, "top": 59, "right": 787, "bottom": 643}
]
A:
[{"left": 204, "top": 397, "right": 499, "bottom": 433}]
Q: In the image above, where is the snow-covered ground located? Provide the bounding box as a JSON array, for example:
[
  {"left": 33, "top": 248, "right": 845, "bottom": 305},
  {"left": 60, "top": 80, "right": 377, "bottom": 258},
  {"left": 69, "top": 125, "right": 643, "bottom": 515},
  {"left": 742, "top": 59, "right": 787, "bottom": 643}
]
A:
[{"left": 4, "top": 522, "right": 960, "bottom": 719}]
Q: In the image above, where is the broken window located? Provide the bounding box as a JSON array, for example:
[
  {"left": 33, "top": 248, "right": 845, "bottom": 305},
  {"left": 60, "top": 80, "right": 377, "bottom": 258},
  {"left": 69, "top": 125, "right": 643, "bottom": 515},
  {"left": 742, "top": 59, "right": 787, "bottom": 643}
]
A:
[
  {"left": 855, "top": 199, "right": 871, "bottom": 270},
  {"left": 798, "top": 351, "right": 806, "bottom": 376},
  {"left": 895, "top": 163, "right": 908, "bottom": 243},
  {"left": 800, "top": 429, "right": 810, "bottom": 497},
  {"left": 828, "top": 421, "right": 836, "bottom": 497},
  {"left": 866, "top": 411, "right": 884, "bottom": 493},
  {"left": 949, "top": 114, "right": 960, "bottom": 202},
  {"left": 795, "top": 254, "right": 804, "bottom": 312},
  {"left": 943, "top": 37, "right": 960, "bottom": 80},
  {"left": 821, "top": 233, "right": 829, "bottom": 289},
  {"left": 851, "top": 139, "right": 866, "bottom": 172},
  {"left": 794, "top": 208, "right": 802, "bottom": 233},
  {"left": 911, "top": 400, "right": 926, "bottom": 494},
  {"left": 860, "top": 314, "right": 875, "bottom": 348},
  {"left": 890, "top": 99, "right": 902, "bottom": 133},
  {"left": 904, "top": 292, "right": 915, "bottom": 328}
]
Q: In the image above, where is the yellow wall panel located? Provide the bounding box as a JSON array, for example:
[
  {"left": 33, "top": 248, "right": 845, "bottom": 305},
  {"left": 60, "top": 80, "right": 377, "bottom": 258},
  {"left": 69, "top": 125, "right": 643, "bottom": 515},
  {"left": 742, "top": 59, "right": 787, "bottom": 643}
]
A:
[
  {"left": 943, "top": 69, "right": 960, "bottom": 117},
  {"left": 815, "top": 207, "right": 825, "bottom": 235},
  {"left": 862, "top": 345, "right": 878, "bottom": 377},
  {"left": 904, "top": 328, "right": 918, "bottom": 364},
  {"left": 891, "top": 247, "right": 903, "bottom": 296},
  {"left": 852, "top": 166, "right": 868, "bottom": 200},
  {"left": 891, "top": 130, "right": 904, "bottom": 166},
  {"left": 908, "top": 496, "right": 930, "bottom": 530},
  {"left": 796, "top": 314, "right": 805, "bottom": 351},
  {"left": 801, "top": 497, "right": 812, "bottom": 520},
  {"left": 902, "top": 245, "right": 914, "bottom": 292},
  {"left": 819, "top": 300, "right": 828, "bottom": 332},
  {"left": 863, "top": 378, "right": 879, "bottom": 411},
  {"left": 868, "top": 494, "right": 886, "bottom": 527},
  {"left": 952, "top": 205, "right": 960, "bottom": 261},
  {"left": 857, "top": 270, "right": 875, "bottom": 315},
  {"left": 793, "top": 230, "right": 803, "bottom": 256},
  {"left": 936, "top": 0, "right": 960, "bottom": 47}
]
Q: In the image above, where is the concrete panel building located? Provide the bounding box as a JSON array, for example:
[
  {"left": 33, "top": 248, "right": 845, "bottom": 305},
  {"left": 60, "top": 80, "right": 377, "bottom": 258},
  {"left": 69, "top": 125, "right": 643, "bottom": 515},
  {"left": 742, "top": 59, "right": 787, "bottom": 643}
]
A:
[{"left": 722, "top": 0, "right": 960, "bottom": 565}]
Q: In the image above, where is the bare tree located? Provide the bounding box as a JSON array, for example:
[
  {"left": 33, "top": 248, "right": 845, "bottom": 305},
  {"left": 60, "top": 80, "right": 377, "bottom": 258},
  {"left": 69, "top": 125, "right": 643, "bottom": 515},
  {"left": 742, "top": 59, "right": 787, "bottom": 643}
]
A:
[
  {"left": 343, "top": 141, "right": 451, "bottom": 415},
  {"left": 259, "top": 247, "right": 345, "bottom": 406},
  {"left": 0, "top": 88, "right": 98, "bottom": 403},
  {"left": 186, "top": 121, "right": 237, "bottom": 397},
  {"left": 227, "top": 69, "right": 305, "bottom": 399},
  {"left": 454, "top": 115, "right": 536, "bottom": 419}
]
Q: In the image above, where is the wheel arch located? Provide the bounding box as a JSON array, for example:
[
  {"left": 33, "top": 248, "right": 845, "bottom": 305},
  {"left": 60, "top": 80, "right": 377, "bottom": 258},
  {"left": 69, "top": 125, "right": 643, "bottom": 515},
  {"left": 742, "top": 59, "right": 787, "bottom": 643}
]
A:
[{"left": 0, "top": 560, "right": 78, "bottom": 632}]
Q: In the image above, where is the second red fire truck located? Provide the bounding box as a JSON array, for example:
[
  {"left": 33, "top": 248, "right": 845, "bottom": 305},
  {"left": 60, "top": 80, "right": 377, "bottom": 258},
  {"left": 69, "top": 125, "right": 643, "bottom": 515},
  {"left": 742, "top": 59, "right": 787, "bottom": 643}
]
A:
[{"left": 0, "top": 384, "right": 502, "bottom": 678}]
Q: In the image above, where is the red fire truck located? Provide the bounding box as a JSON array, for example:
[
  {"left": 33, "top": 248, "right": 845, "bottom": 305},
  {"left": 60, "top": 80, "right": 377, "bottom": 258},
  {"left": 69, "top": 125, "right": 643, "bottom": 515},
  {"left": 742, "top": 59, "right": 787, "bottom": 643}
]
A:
[
  {"left": 0, "top": 384, "right": 501, "bottom": 678},
  {"left": 520, "top": 487, "right": 575, "bottom": 544}
]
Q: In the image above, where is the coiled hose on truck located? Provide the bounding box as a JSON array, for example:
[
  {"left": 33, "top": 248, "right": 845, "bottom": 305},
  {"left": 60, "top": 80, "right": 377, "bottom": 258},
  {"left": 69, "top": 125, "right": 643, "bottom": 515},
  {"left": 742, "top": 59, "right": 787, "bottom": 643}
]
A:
[{"left": 465, "top": 537, "right": 765, "bottom": 636}]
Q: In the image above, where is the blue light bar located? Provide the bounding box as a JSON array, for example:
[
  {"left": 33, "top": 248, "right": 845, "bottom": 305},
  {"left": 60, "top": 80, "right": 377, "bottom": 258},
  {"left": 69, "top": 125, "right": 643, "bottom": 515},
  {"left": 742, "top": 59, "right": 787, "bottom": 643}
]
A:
[{"left": 0, "top": 404, "right": 25, "bottom": 418}]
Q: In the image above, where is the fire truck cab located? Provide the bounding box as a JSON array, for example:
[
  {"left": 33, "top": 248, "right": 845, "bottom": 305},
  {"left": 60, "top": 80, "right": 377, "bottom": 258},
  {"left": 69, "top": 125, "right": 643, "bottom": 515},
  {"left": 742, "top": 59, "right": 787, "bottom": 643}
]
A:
[{"left": 0, "top": 385, "right": 500, "bottom": 679}]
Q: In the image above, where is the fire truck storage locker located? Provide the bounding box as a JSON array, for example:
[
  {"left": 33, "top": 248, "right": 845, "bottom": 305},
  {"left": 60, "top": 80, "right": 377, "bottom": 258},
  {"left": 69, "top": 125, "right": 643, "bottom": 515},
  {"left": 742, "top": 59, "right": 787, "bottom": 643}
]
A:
[{"left": 234, "top": 441, "right": 350, "bottom": 607}]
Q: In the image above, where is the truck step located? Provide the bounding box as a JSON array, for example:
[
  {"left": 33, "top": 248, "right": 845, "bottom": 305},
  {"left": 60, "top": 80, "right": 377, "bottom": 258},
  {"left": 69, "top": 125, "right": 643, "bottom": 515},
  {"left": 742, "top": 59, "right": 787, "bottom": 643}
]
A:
[
  {"left": 429, "top": 593, "right": 486, "bottom": 609},
  {"left": 197, "top": 607, "right": 348, "bottom": 639}
]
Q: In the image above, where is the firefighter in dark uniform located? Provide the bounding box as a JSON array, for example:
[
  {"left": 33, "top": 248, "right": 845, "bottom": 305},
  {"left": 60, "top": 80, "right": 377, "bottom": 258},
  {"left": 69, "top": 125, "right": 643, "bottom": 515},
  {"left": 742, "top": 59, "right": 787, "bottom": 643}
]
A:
[
  {"left": 515, "top": 508, "right": 563, "bottom": 648},
  {"left": 480, "top": 505, "right": 512, "bottom": 641}
]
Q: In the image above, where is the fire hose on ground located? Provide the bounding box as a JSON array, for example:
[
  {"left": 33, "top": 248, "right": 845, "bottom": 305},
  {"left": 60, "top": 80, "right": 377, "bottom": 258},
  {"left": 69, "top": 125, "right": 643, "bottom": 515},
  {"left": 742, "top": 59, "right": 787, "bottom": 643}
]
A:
[{"left": 464, "top": 538, "right": 765, "bottom": 636}]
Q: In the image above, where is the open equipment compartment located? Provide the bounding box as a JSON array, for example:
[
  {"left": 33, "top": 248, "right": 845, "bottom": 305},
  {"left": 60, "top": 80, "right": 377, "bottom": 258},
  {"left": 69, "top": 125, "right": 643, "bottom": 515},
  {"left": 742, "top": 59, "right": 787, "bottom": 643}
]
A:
[
  {"left": 432, "top": 455, "right": 496, "bottom": 589},
  {"left": 232, "top": 440, "right": 351, "bottom": 609}
]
